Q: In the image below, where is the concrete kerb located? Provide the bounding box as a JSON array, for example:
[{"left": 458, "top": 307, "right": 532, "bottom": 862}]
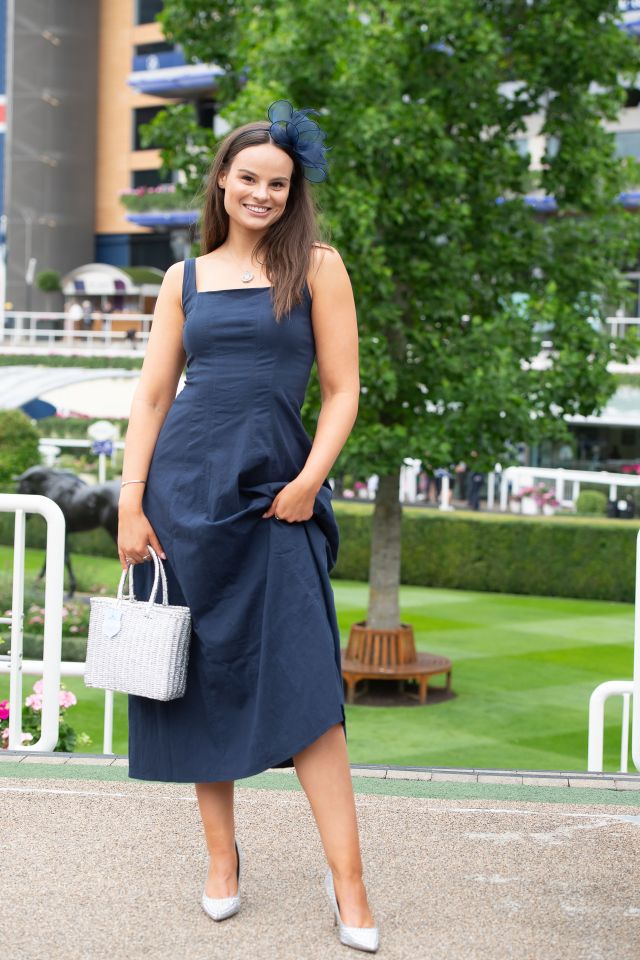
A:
[{"left": 1, "top": 751, "right": 639, "bottom": 806}]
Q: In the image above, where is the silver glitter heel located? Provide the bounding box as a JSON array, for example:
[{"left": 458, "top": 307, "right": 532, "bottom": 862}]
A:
[
  {"left": 201, "top": 838, "right": 243, "bottom": 921},
  {"left": 324, "top": 868, "right": 380, "bottom": 953}
]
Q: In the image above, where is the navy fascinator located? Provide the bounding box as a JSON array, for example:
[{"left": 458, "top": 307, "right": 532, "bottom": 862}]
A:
[{"left": 267, "top": 99, "right": 330, "bottom": 183}]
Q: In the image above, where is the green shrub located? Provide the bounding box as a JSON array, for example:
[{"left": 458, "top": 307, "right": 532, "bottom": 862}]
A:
[
  {"left": 2, "top": 499, "right": 640, "bottom": 603},
  {"left": 576, "top": 490, "right": 608, "bottom": 516},
  {"left": 0, "top": 410, "right": 41, "bottom": 492}
]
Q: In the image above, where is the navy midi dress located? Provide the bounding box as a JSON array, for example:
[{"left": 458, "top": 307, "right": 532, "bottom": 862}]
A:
[{"left": 126, "top": 257, "right": 347, "bottom": 782}]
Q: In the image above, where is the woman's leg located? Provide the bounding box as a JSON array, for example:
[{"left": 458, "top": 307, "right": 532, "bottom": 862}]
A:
[
  {"left": 195, "top": 780, "right": 239, "bottom": 898},
  {"left": 293, "top": 722, "right": 375, "bottom": 927}
]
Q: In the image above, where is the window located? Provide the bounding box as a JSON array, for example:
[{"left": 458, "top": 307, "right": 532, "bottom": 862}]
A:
[
  {"left": 624, "top": 87, "right": 640, "bottom": 109},
  {"left": 136, "top": 0, "right": 164, "bottom": 25},
  {"left": 133, "top": 106, "right": 165, "bottom": 151},
  {"left": 512, "top": 137, "right": 529, "bottom": 158},
  {"left": 130, "top": 233, "right": 174, "bottom": 271},
  {"left": 134, "top": 41, "right": 174, "bottom": 57},
  {"left": 614, "top": 131, "right": 640, "bottom": 159},
  {"left": 546, "top": 135, "right": 560, "bottom": 159},
  {"left": 195, "top": 99, "right": 215, "bottom": 130},
  {"left": 132, "top": 169, "right": 173, "bottom": 189}
]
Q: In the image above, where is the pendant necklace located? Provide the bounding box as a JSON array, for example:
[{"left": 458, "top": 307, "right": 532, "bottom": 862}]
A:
[{"left": 241, "top": 270, "right": 254, "bottom": 283}]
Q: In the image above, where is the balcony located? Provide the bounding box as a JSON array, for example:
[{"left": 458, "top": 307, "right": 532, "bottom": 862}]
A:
[
  {"left": 127, "top": 48, "right": 223, "bottom": 98},
  {"left": 119, "top": 184, "right": 200, "bottom": 230}
]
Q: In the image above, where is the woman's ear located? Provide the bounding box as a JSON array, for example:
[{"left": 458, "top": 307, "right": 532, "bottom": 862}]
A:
[{"left": 217, "top": 171, "right": 227, "bottom": 190}]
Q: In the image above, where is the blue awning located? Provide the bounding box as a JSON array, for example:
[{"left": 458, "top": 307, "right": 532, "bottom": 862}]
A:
[
  {"left": 496, "top": 192, "right": 640, "bottom": 214},
  {"left": 127, "top": 62, "right": 223, "bottom": 97},
  {"left": 126, "top": 210, "right": 200, "bottom": 228}
]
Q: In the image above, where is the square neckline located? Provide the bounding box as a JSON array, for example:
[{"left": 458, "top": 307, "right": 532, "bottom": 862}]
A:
[
  {"left": 192, "top": 257, "right": 272, "bottom": 294},
  {"left": 186, "top": 258, "right": 311, "bottom": 300}
]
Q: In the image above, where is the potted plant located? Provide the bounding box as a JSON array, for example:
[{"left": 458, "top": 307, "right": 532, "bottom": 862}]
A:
[{"left": 511, "top": 483, "right": 558, "bottom": 515}]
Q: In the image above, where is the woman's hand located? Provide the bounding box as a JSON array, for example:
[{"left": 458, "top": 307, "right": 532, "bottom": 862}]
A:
[
  {"left": 117, "top": 505, "right": 167, "bottom": 570},
  {"left": 261, "top": 476, "right": 318, "bottom": 523}
]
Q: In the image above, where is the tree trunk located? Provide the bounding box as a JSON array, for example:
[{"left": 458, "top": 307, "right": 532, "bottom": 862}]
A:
[{"left": 366, "top": 470, "right": 402, "bottom": 629}]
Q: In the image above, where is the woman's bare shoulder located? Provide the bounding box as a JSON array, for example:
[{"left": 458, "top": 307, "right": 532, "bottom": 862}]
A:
[{"left": 308, "top": 243, "right": 344, "bottom": 294}]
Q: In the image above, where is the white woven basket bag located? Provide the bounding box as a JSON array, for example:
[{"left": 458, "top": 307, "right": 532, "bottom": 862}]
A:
[{"left": 85, "top": 545, "right": 192, "bottom": 701}]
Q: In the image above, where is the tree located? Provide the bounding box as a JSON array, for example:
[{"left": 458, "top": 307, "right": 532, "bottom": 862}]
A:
[
  {"left": 0, "top": 410, "right": 41, "bottom": 492},
  {"left": 153, "top": 0, "right": 640, "bottom": 628},
  {"left": 36, "top": 269, "right": 62, "bottom": 312}
]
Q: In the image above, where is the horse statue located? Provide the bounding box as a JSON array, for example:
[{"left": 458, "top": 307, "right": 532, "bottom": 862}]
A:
[{"left": 16, "top": 466, "right": 120, "bottom": 599}]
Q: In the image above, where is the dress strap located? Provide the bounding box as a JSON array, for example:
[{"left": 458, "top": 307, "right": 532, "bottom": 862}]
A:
[{"left": 181, "top": 258, "right": 197, "bottom": 314}]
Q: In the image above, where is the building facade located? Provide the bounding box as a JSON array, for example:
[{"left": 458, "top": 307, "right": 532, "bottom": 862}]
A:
[{"left": 1, "top": 0, "right": 217, "bottom": 311}]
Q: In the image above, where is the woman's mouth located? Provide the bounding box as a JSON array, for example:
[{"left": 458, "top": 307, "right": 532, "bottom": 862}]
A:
[{"left": 243, "top": 204, "right": 271, "bottom": 217}]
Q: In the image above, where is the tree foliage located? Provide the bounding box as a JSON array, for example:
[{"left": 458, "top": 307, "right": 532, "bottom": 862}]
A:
[{"left": 153, "top": 0, "right": 640, "bottom": 472}]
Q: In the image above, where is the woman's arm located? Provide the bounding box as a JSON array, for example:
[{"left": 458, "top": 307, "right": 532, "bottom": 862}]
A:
[
  {"left": 262, "top": 245, "right": 359, "bottom": 522},
  {"left": 117, "top": 261, "right": 187, "bottom": 564},
  {"left": 298, "top": 244, "right": 360, "bottom": 493}
]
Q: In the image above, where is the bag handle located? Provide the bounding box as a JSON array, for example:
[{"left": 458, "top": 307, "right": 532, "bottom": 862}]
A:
[{"left": 116, "top": 545, "right": 169, "bottom": 610}]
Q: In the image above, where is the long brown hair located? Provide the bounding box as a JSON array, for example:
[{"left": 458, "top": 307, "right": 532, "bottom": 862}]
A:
[{"left": 198, "top": 120, "right": 329, "bottom": 322}]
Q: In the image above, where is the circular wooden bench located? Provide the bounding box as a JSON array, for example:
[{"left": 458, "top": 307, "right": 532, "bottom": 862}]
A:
[{"left": 341, "top": 622, "right": 453, "bottom": 705}]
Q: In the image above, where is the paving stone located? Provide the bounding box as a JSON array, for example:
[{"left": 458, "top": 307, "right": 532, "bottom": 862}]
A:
[
  {"left": 615, "top": 779, "right": 640, "bottom": 791},
  {"left": 384, "top": 770, "right": 433, "bottom": 781},
  {"left": 477, "top": 775, "right": 524, "bottom": 785},
  {"left": 568, "top": 778, "right": 617, "bottom": 790},
  {"left": 521, "top": 776, "right": 570, "bottom": 787},
  {"left": 431, "top": 772, "right": 478, "bottom": 783},
  {"left": 65, "top": 757, "right": 114, "bottom": 765},
  {"left": 21, "top": 756, "right": 69, "bottom": 764}
]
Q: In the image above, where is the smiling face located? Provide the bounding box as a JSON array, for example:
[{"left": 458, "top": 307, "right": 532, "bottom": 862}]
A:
[{"left": 217, "top": 142, "right": 294, "bottom": 231}]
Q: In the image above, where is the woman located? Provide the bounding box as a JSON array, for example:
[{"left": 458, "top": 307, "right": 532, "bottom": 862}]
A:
[{"left": 117, "top": 100, "right": 379, "bottom": 953}]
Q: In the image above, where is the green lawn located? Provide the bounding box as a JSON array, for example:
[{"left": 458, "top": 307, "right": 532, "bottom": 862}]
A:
[{"left": 0, "top": 547, "right": 633, "bottom": 773}]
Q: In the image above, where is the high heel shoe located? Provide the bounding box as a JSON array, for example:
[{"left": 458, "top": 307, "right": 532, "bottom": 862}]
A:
[
  {"left": 324, "top": 868, "right": 380, "bottom": 953},
  {"left": 201, "top": 838, "right": 243, "bottom": 921}
]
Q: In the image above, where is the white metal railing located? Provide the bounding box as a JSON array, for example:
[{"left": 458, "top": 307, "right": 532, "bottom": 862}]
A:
[
  {"left": 0, "top": 493, "right": 118, "bottom": 754},
  {"left": 0, "top": 310, "right": 152, "bottom": 354},
  {"left": 498, "top": 465, "right": 640, "bottom": 512},
  {"left": 0, "top": 494, "right": 65, "bottom": 751},
  {"left": 588, "top": 527, "right": 640, "bottom": 773}
]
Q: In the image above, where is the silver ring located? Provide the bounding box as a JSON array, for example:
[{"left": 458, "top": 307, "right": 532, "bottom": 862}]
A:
[
  {"left": 142, "top": 553, "right": 151, "bottom": 560},
  {"left": 275, "top": 513, "right": 281, "bottom": 520}
]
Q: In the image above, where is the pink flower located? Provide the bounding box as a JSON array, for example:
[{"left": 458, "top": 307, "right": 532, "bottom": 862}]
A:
[
  {"left": 69, "top": 625, "right": 79, "bottom": 633},
  {"left": 59, "top": 690, "right": 77, "bottom": 709},
  {"left": 1, "top": 729, "right": 9, "bottom": 740},
  {"left": 0, "top": 700, "right": 9, "bottom": 720},
  {"left": 33, "top": 679, "right": 44, "bottom": 694},
  {"left": 25, "top": 694, "right": 42, "bottom": 711}
]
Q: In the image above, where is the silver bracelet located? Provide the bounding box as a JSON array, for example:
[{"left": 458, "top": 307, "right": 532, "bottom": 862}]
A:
[{"left": 121, "top": 480, "right": 146, "bottom": 487}]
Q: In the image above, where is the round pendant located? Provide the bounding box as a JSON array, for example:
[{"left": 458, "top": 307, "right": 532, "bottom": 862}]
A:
[{"left": 241, "top": 270, "right": 254, "bottom": 283}]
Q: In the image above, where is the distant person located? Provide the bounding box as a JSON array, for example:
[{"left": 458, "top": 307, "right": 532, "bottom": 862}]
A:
[
  {"left": 468, "top": 471, "right": 484, "bottom": 510},
  {"left": 454, "top": 460, "right": 468, "bottom": 501},
  {"left": 100, "top": 298, "right": 114, "bottom": 345},
  {"left": 81, "top": 299, "right": 93, "bottom": 335},
  {"left": 65, "top": 299, "right": 83, "bottom": 344}
]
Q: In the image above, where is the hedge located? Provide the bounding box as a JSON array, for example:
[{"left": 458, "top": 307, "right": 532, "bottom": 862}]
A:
[{"left": 2, "top": 506, "right": 638, "bottom": 603}]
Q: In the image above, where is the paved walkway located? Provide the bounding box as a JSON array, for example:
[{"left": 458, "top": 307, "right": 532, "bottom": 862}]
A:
[{"left": 1, "top": 755, "right": 639, "bottom": 960}]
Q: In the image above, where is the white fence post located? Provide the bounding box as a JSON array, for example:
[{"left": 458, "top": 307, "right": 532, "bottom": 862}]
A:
[
  {"left": 587, "top": 527, "right": 640, "bottom": 772},
  {"left": 0, "top": 494, "right": 65, "bottom": 751}
]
